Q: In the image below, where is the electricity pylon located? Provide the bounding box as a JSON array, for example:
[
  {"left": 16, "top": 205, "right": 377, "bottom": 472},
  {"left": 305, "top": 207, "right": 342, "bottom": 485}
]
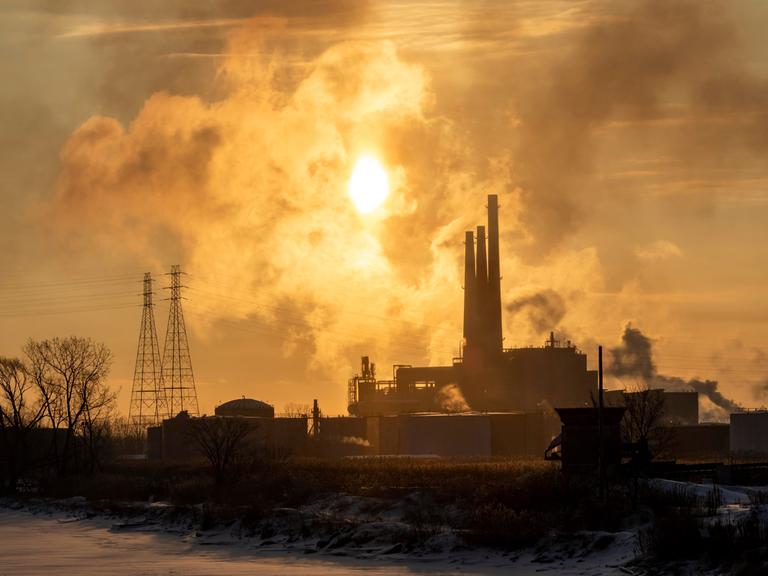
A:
[
  {"left": 161, "top": 265, "right": 199, "bottom": 417},
  {"left": 129, "top": 273, "right": 168, "bottom": 426}
]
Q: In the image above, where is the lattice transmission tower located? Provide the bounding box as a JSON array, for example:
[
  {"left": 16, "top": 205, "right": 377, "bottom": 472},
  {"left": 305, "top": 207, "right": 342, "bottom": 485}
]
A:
[
  {"left": 129, "top": 273, "right": 168, "bottom": 426},
  {"left": 162, "top": 265, "right": 199, "bottom": 417}
]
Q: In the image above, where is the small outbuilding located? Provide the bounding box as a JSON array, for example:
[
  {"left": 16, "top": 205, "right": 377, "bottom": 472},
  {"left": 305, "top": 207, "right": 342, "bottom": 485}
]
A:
[{"left": 554, "top": 407, "right": 626, "bottom": 473}]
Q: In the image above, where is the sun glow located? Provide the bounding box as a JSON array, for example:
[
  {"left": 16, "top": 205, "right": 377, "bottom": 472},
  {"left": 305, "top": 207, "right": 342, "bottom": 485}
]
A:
[{"left": 348, "top": 155, "right": 389, "bottom": 214}]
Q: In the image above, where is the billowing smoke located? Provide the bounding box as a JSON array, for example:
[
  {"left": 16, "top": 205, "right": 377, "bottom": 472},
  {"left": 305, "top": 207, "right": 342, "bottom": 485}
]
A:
[
  {"left": 44, "top": 25, "right": 491, "bottom": 381},
  {"left": 341, "top": 436, "right": 370, "bottom": 447},
  {"left": 608, "top": 324, "right": 740, "bottom": 415},
  {"left": 505, "top": 289, "right": 566, "bottom": 335},
  {"left": 607, "top": 324, "right": 656, "bottom": 382},
  {"left": 435, "top": 383, "right": 469, "bottom": 413}
]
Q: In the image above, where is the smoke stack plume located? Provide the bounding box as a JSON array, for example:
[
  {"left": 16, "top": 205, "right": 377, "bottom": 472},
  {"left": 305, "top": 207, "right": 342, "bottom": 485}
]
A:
[{"left": 608, "top": 324, "right": 741, "bottom": 418}]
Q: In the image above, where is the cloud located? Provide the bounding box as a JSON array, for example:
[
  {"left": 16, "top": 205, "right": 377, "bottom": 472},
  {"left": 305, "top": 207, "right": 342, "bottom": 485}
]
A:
[
  {"left": 634, "top": 240, "right": 683, "bottom": 262},
  {"left": 507, "top": 1, "right": 768, "bottom": 254},
  {"left": 43, "top": 25, "right": 497, "bottom": 380}
]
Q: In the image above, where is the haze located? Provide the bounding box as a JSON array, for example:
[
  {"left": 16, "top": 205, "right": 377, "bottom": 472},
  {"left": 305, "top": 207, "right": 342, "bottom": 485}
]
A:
[{"left": 1, "top": 0, "right": 767, "bottom": 417}]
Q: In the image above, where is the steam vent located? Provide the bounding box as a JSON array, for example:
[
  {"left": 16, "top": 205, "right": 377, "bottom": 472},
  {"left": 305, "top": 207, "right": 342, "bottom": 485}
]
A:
[{"left": 348, "top": 194, "right": 597, "bottom": 416}]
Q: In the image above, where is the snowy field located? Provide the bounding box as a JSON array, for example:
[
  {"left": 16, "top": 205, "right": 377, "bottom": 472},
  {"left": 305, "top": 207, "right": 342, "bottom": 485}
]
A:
[{"left": 0, "top": 503, "right": 639, "bottom": 575}]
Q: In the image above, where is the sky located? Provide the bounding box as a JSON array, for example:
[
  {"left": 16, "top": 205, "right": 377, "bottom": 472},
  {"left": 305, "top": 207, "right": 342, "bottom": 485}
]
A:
[{"left": 1, "top": 0, "right": 767, "bottom": 417}]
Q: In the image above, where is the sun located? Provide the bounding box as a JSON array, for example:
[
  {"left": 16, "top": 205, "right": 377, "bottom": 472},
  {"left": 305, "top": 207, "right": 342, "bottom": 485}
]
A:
[{"left": 348, "top": 155, "right": 389, "bottom": 214}]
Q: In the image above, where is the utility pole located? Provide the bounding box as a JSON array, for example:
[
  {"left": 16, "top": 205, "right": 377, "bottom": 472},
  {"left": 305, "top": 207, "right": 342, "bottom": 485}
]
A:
[
  {"left": 162, "top": 265, "right": 199, "bottom": 417},
  {"left": 598, "top": 345, "right": 605, "bottom": 501},
  {"left": 310, "top": 399, "right": 321, "bottom": 438},
  {"left": 129, "top": 273, "right": 168, "bottom": 427}
]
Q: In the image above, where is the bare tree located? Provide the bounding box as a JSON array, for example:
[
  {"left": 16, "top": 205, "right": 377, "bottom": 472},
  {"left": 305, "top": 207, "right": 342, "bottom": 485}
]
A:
[
  {"left": 190, "top": 417, "right": 254, "bottom": 484},
  {"left": 24, "top": 337, "right": 114, "bottom": 476},
  {"left": 282, "top": 402, "right": 310, "bottom": 418},
  {"left": 0, "top": 358, "right": 45, "bottom": 491},
  {"left": 621, "top": 383, "right": 673, "bottom": 459},
  {"left": 80, "top": 386, "right": 117, "bottom": 473},
  {"left": 107, "top": 416, "right": 146, "bottom": 457}
]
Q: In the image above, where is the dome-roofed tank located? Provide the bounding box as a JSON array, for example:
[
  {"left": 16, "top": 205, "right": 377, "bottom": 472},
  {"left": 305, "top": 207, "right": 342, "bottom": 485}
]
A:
[{"left": 214, "top": 397, "right": 274, "bottom": 418}]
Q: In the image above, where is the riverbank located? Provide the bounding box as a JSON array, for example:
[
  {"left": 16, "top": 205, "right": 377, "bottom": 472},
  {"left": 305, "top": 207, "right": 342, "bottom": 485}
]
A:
[
  {"left": 9, "top": 458, "right": 766, "bottom": 574},
  {"left": 0, "top": 497, "right": 637, "bottom": 575}
]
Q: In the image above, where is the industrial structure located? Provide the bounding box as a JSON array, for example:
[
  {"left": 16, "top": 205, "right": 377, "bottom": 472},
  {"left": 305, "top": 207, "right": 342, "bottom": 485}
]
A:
[
  {"left": 162, "top": 265, "right": 199, "bottom": 416},
  {"left": 148, "top": 398, "right": 306, "bottom": 461},
  {"left": 730, "top": 411, "right": 768, "bottom": 454},
  {"left": 129, "top": 273, "right": 167, "bottom": 426},
  {"left": 604, "top": 389, "right": 699, "bottom": 426},
  {"left": 348, "top": 194, "right": 597, "bottom": 416},
  {"left": 130, "top": 265, "right": 200, "bottom": 426}
]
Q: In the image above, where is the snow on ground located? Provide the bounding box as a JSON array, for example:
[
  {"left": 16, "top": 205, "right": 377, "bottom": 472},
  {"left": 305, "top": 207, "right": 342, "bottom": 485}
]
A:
[
  {"left": 0, "top": 496, "right": 639, "bottom": 575},
  {"left": 648, "top": 478, "right": 751, "bottom": 506}
]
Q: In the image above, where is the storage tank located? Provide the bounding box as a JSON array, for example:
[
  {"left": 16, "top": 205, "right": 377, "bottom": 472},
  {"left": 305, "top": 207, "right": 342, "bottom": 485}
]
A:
[
  {"left": 215, "top": 398, "right": 274, "bottom": 418},
  {"left": 397, "top": 413, "right": 491, "bottom": 457}
]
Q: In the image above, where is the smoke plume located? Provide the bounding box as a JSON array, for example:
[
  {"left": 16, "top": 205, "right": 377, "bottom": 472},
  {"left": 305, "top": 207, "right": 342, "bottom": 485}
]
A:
[
  {"left": 607, "top": 324, "right": 656, "bottom": 382},
  {"left": 608, "top": 324, "right": 740, "bottom": 415},
  {"left": 436, "top": 383, "right": 469, "bottom": 413},
  {"left": 341, "top": 436, "right": 370, "bottom": 447},
  {"left": 505, "top": 289, "right": 566, "bottom": 335}
]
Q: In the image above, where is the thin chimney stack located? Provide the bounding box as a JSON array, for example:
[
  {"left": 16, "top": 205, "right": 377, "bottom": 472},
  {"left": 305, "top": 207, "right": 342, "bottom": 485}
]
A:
[
  {"left": 463, "top": 230, "right": 476, "bottom": 344},
  {"left": 487, "top": 195, "right": 503, "bottom": 352}
]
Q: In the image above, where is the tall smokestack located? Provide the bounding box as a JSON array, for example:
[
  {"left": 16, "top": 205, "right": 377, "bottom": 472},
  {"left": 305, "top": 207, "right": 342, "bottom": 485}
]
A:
[
  {"left": 486, "top": 195, "right": 503, "bottom": 352},
  {"left": 463, "top": 231, "right": 476, "bottom": 346},
  {"left": 475, "top": 225, "right": 488, "bottom": 349}
]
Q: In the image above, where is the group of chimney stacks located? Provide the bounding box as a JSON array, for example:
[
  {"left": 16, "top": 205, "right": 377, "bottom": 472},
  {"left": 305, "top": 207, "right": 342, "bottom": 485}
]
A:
[{"left": 463, "top": 195, "right": 504, "bottom": 360}]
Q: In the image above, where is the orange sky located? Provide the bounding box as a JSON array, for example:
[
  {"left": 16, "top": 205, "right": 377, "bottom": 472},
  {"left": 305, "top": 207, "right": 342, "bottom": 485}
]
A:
[{"left": 1, "top": 1, "right": 767, "bottom": 417}]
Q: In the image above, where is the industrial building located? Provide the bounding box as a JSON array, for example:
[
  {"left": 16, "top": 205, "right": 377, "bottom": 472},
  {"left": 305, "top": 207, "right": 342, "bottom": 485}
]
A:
[
  {"left": 661, "top": 423, "right": 730, "bottom": 459},
  {"left": 730, "top": 411, "right": 768, "bottom": 454},
  {"left": 147, "top": 399, "right": 307, "bottom": 461},
  {"left": 551, "top": 407, "right": 626, "bottom": 474},
  {"left": 348, "top": 194, "right": 597, "bottom": 417},
  {"left": 604, "top": 389, "right": 699, "bottom": 425}
]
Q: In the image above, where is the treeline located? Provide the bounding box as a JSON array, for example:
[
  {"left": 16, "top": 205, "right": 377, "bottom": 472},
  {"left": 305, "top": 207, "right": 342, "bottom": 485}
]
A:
[{"left": 0, "top": 336, "right": 135, "bottom": 493}]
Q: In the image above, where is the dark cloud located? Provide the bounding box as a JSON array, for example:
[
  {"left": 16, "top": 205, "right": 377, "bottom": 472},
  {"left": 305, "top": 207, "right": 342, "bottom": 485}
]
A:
[
  {"left": 6, "top": 0, "right": 369, "bottom": 23},
  {"left": 510, "top": 0, "right": 768, "bottom": 253}
]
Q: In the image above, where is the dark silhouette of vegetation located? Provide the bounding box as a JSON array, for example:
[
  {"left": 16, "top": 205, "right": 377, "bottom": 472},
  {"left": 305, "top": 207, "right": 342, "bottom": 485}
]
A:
[
  {"left": 0, "top": 337, "right": 117, "bottom": 492},
  {"left": 0, "top": 358, "right": 46, "bottom": 491},
  {"left": 190, "top": 416, "right": 253, "bottom": 485}
]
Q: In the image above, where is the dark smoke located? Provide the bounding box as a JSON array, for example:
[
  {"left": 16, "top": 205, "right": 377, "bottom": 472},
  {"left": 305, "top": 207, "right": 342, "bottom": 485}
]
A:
[
  {"left": 607, "top": 324, "right": 656, "bottom": 382},
  {"left": 505, "top": 289, "right": 566, "bottom": 334},
  {"left": 608, "top": 324, "right": 740, "bottom": 414},
  {"left": 753, "top": 379, "right": 768, "bottom": 402}
]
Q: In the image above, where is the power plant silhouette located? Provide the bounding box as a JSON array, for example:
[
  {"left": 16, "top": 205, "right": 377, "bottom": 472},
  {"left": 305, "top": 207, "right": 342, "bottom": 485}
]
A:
[
  {"left": 348, "top": 194, "right": 597, "bottom": 416},
  {"left": 129, "top": 265, "right": 199, "bottom": 426}
]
